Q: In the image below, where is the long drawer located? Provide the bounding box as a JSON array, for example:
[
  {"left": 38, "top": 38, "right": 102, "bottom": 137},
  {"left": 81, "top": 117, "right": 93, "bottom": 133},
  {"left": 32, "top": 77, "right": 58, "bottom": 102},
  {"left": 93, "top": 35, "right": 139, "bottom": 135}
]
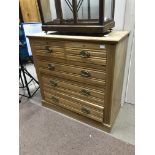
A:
[
  {"left": 43, "top": 83, "right": 104, "bottom": 107},
  {"left": 39, "top": 68, "right": 106, "bottom": 87},
  {"left": 35, "top": 52, "right": 107, "bottom": 66},
  {"left": 41, "top": 75, "right": 105, "bottom": 101},
  {"left": 36, "top": 56, "right": 106, "bottom": 71},
  {"left": 44, "top": 92, "right": 103, "bottom": 122},
  {"left": 38, "top": 61, "right": 106, "bottom": 80}
]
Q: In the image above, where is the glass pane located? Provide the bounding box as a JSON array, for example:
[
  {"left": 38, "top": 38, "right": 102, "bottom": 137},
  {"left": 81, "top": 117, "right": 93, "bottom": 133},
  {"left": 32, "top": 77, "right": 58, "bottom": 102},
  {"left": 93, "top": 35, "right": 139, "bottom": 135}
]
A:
[
  {"left": 104, "top": 0, "right": 113, "bottom": 21},
  {"left": 78, "top": 0, "right": 99, "bottom": 23},
  {"left": 40, "top": 0, "right": 57, "bottom": 23},
  {"left": 61, "top": 0, "right": 74, "bottom": 23}
]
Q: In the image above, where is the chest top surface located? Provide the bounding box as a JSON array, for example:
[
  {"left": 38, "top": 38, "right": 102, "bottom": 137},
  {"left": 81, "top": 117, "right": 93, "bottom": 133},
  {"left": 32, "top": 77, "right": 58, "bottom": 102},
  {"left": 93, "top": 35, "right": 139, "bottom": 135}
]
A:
[{"left": 27, "top": 31, "right": 129, "bottom": 43}]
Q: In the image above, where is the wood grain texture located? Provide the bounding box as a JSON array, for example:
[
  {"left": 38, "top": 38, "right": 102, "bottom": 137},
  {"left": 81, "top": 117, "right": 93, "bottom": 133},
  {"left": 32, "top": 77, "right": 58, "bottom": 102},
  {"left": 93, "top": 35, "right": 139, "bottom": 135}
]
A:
[
  {"left": 44, "top": 92, "right": 103, "bottom": 122},
  {"left": 37, "top": 60, "right": 106, "bottom": 80},
  {"left": 110, "top": 36, "right": 129, "bottom": 125},
  {"left": 20, "top": 0, "right": 41, "bottom": 22},
  {"left": 27, "top": 31, "right": 129, "bottom": 43},
  {"left": 43, "top": 83, "right": 104, "bottom": 107},
  {"left": 29, "top": 31, "right": 129, "bottom": 132},
  {"left": 41, "top": 75, "right": 105, "bottom": 100}
]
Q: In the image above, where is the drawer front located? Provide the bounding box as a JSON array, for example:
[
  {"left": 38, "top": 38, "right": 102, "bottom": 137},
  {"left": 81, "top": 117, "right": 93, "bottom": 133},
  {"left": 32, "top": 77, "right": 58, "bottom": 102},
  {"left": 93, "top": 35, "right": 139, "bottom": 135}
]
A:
[
  {"left": 39, "top": 68, "right": 106, "bottom": 87},
  {"left": 37, "top": 57, "right": 106, "bottom": 71},
  {"left": 31, "top": 40, "right": 64, "bottom": 47},
  {"left": 44, "top": 92, "right": 103, "bottom": 122},
  {"left": 38, "top": 61, "right": 106, "bottom": 81},
  {"left": 65, "top": 41, "right": 108, "bottom": 51},
  {"left": 33, "top": 45, "right": 107, "bottom": 59},
  {"left": 41, "top": 75, "right": 105, "bottom": 101},
  {"left": 32, "top": 39, "right": 108, "bottom": 51},
  {"left": 35, "top": 52, "right": 106, "bottom": 66},
  {"left": 32, "top": 41, "right": 107, "bottom": 66},
  {"left": 43, "top": 83, "right": 104, "bottom": 107}
]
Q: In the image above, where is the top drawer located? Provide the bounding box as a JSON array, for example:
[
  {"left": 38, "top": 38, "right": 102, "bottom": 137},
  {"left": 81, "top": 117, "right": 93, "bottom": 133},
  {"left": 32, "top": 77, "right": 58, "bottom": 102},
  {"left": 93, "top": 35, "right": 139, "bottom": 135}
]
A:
[
  {"left": 32, "top": 40, "right": 107, "bottom": 66},
  {"left": 31, "top": 39, "right": 108, "bottom": 51}
]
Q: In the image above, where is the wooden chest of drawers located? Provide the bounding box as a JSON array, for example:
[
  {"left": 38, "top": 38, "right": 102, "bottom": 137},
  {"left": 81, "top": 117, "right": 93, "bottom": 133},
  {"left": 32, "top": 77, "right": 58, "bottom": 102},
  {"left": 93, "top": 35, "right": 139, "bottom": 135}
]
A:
[{"left": 28, "top": 31, "right": 129, "bottom": 132}]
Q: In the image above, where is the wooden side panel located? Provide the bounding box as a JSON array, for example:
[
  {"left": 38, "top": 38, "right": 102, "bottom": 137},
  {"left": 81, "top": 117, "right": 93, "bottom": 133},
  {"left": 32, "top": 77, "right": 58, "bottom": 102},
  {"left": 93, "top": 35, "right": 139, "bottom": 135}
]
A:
[
  {"left": 29, "top": 38, "right": 45, "bottom": 99},
  {"left": 103, "top": 44, "right": 116, "bottom": 124},
  {"left": 110, "top": 36, "right": 129, "bottom": 125},
  {"left": 20, "top": 0, "right": 41, "bottom": 22}
]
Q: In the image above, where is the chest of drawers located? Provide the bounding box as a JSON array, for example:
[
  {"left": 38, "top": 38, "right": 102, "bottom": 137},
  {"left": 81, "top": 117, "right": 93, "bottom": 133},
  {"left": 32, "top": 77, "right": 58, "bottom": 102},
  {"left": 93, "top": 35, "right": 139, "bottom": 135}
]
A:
[{"left": 28, "top": 31, "right": 129, "bottom": 132}]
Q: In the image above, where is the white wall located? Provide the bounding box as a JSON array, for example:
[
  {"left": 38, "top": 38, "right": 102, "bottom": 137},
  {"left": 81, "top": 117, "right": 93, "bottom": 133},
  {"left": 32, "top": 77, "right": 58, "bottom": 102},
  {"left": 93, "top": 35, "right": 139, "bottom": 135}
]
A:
[
  {"left": 114, "top": 0, "right": 127, "bottom": 30},
  {"left": 114, "top": 0, "right": 135, "bottom": 105},
  {"left": 122, "top": 0, "right": 135, "bottom": 105}
]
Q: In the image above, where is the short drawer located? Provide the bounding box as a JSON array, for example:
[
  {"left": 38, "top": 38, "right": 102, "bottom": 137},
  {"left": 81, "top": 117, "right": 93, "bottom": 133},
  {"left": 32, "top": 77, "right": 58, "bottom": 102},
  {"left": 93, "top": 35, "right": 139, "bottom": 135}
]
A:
[
  {"left": 32, "top": 42, "right": 107, "bottom": 66},
  {"left": 38, "top": 61, "right": 106, "bottom": 81},
  {"left": 41, "top": 75, "right": 105, "bottom": 101},
  {"left": 65, "top": 41, "right": 108, "bottom": 51},
  {"left": 31, "top": 39, "right": 64, "bottom": 48},
  {"left": 33, "top": 45, "right": 107, "bottom": 59},
  {"left": 44, "top": 92, "right": 103, "bottom": 122}
]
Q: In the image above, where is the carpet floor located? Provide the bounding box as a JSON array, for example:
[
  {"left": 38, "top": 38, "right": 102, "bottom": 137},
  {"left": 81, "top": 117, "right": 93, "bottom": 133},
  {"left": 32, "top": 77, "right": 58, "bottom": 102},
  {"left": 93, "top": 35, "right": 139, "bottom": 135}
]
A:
[{"left": 19, "top": 102, "right": 135, "bottom": 155}]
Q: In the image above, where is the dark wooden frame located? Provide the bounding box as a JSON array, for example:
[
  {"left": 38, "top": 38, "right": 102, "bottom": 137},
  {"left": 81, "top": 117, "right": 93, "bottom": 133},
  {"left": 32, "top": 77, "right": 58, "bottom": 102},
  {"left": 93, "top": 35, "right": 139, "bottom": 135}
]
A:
[{"left": 37, "top": 0, "right": 115, "bottom": 34}]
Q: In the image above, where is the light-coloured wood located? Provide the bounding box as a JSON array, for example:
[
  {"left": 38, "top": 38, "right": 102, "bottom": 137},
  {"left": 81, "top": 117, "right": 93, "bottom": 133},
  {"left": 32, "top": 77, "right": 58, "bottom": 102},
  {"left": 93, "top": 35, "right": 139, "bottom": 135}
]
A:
[
  {"left": 110, "top": 36, "right": 129, "bottom": 125},
  {"left": 38, "top": 60, "right": 106, "bottom": 80},
  {"left": 36, "top": 53, "right": 107, "bottom": 66},
  {"left": 29, "top": 31, "right": 129, "bottom": 132},
  {"left": 28, "top": 31, "right": 129, "bottom": 43},
  {"left": 33, "top": 45, "right": 107, "bottom": 59},
  {"left": 43, "top": 83, "right": 104, "bottom": 107},
  {"left": 44, "top": 92, "right": 103, "bottom": 122},
  {"left": 41, "top": 75, "right": 105, "bottom": 100},
  {"left": 44, "top": 90, "right": 103, "bottom": 114},
  {"left": 36, "top": 56, "right": 106, "bottom": 71},
  {"left": 20, "top": 0, "right": 41, "bottom": 22},
  {"left": 39, "top": 68, "right": 106, "bottom": 88}
]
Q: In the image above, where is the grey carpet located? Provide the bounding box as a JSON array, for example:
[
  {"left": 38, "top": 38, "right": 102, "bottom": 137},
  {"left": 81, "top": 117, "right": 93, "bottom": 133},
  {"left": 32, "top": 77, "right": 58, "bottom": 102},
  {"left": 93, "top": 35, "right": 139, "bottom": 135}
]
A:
[{"left": 19, "top": 102, "right": 135, "bottom": 155}]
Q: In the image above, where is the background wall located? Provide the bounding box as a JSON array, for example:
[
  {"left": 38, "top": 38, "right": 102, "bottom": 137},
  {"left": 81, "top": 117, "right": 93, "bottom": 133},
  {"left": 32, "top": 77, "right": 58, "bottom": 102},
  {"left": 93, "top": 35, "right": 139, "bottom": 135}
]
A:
[{"left": 114, "top": 0, "right": 135, "bottom": 105}]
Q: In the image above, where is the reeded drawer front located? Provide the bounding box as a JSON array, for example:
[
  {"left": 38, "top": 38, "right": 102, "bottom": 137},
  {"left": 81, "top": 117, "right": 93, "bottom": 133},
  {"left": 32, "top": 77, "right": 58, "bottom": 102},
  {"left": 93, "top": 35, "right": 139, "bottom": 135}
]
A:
[
  {"left": 39, "top": 67, "right": 106, "bottom": 88},
  {"left": 32, "top": 41, "right": 107, "bottom": 66},
  {"left": 44, "top": 92, "right": 103, "bottom": 122},
  {"left": 43, "top": 83, "right": 104, "bottom": 107},
  {"left": 64, "top": 41, "right": 108, "bottom": 51},
  {"left": 31, "top": 40, "right": 64, "bottom": 47},
  {"left": 38, "top": 61, "right": 106, "bottom": 81},
  {"left": 35, "top": 52, "right": 107, "bottom": 66},
  {"left": 32, "top": 39, "right": 108, "bottom": 51},
  {"left": 41, "top": 75, "right": 105, "bottom": 101},
  {"left": 37, "top": 57, "right": 106, "bottom": 71},
  {"left": 33, "top": 45, "right": 107, "bottom": 59}
]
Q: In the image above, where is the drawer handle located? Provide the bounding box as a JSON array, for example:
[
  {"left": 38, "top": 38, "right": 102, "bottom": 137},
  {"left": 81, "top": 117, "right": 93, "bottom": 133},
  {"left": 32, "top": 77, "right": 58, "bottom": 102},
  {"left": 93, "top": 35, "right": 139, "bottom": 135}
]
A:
[
  {"left": 80, "top": 50, "right": 90, "bottom": 58},
  {"left": 81, "top": 107, "right": 90, "bottom": 114},
  {"left": 46, "top": 47, "right": 53, "bottom": 53},
  {"left": 51, "top": 96, "right": 59, "bottom": 103},
  {"left": 48, "top": 64, "right": 55, "bottom": 70},
  {"left": 80, "top": 70, "right": 91, "bottom": 77},
  {"left": 80, "top": 89, "right": 91, "bottom": 96},
  {"left": 49, "top": 80, "right": 57, "bottom": 87}
]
